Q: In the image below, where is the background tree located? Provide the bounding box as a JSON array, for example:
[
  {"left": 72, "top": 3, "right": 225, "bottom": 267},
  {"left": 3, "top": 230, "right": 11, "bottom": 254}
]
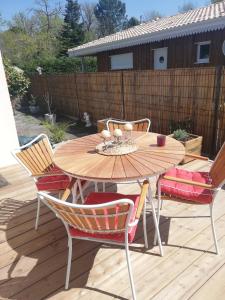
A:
[
  {"left": 81, "top": 2, "right": 98, "bottom": 42},
  {"left": 59, "top": 0, "right": 84, "bottom": 55},
  {"left": 210, "top": 0, "right": 223, "bottom": 3},
  {"left": 34, "top": 0, "right": 62, "bottom": 33},
  {"left": 178, "top": 2, "right": 195, "bottom": 13},
  {"left": 0, "top": 12, "right": 6, "bottom": 30},
  {"left": 143, "top": 10, "right": 162, "bottom": 22},
  {"left": 0, "top": 5, "right": 63, "bottom": 67},
  {"left": 123, "top": 17, "right": 140, "bottom": 29},
  {"left": 94, "top": 0, "right": 126, "bottom": 37}
]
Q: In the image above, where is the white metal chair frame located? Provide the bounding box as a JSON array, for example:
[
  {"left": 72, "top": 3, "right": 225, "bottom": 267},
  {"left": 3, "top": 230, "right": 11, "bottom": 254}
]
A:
[
  {"left": 38, "top": 192, "right": 151, "bottom": 300},
  {"left": 155, "top": 152, "right": 225, "bottom": 255},
  {"left": 106, "top": 118, "right": 151, "bottom": 133}
]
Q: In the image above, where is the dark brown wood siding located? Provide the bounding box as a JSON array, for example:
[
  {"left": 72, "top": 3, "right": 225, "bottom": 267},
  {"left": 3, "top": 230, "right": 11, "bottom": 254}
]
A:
[{"left": 97, "top": 29, "right": 225, "bottom": 71}]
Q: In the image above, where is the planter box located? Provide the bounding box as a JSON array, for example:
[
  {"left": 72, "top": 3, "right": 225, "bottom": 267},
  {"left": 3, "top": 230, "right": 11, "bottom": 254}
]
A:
[
  {"left": 169, "top": 134, "right": 203, "bottom": 164},
  {"left": 97, "top": 118, "right": 123, "bottom": 133}
]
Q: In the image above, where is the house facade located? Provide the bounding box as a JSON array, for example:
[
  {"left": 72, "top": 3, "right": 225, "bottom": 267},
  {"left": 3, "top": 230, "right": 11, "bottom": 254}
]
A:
[
  {"left": 96, "top": 30, "right": 225, "bottom": 71},
  {"left": 0, "top": 51, "right": 19, "bottom": 167},
  {"left": 69, "top": 2, "right": 225, "bottom": 72}
]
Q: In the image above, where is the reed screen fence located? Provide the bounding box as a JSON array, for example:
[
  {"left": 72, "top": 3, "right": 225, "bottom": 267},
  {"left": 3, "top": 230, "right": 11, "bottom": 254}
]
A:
[{"left": 30, "top": 67, "right": 225, "bottom": 155}]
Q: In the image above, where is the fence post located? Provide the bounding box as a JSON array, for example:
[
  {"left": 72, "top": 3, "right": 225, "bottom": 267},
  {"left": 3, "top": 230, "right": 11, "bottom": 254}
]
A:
[
  {"left": 74, "top": 73, "right": 80, "bottom": 118},
  {"left": 212, "top": 65, "right": 222, "bottom": 156},
  {"left": 121, "top": 71, "right": 125, "bottom": 120}
]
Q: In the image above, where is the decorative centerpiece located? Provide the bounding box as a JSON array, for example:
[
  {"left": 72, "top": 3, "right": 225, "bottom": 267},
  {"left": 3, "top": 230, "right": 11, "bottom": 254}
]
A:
[{"left": 96, "top": 123, "right": 138, "bottom": 156}]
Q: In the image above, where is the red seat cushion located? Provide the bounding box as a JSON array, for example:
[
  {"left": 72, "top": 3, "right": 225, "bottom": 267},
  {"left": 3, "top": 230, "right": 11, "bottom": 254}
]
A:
[
  {"left": 45, "top": 165, "right": 65, "bottom": 175},
  {"left": 36, "top": 174, "right": 70, "bottom": 191},
  {"left": 160, "top": 168, "right": 214, "bottom": 204},
  {"left": 69, "top": 192, "right": 140, "bottom": 243}
]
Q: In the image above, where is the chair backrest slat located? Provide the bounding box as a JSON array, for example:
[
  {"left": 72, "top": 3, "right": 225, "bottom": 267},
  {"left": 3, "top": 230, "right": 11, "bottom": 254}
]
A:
[
  {"left": 210, "top": 142, "right": 225, "bottom": 187},
  {"left": 13, "top": 135, "right": 53, "bottom": 176},
  {"left": 107, "top": 118, "right": 150, "bottom": 133},
  {"left": 42, "top": 195, "right": 131, "bottom": 234},
  {"left": 39, "top": 180, "right": 148, "bottom": 235}
]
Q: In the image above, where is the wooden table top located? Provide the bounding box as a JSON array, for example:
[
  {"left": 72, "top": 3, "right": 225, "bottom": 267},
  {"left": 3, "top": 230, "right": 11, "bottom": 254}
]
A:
[{"left": 53, "top": 132, "right": 185, "bottom": 182}]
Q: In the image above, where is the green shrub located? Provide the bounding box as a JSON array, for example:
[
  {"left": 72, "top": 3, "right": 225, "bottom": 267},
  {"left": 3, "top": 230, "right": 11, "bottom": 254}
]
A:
[
  {"left": 43, "top": 121, "right": 70, "bottom": 144},
  {"left": 22, "top": 56, "right": 97, "bottom": 75},
  {"left": 173, "top": 129, "right": 189, "bottom": 141},
  {"left": 3, "top": 58, "right": 30, "bottom": 100}
]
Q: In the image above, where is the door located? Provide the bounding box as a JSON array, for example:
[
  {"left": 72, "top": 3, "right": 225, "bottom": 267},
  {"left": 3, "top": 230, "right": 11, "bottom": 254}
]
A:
[{"left": 154, "top": 47, "right": 168, "bottom": 70}]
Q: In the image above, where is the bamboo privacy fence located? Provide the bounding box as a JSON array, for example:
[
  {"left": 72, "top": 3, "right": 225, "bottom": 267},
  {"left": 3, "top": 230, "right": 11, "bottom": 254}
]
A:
[{"left": 30, "top": 67, "right": 225, "bottom": 155}]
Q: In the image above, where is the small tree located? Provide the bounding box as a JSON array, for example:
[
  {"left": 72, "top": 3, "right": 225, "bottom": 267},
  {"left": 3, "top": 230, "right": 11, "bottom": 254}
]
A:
[
  {"left": 59, "top": 0, "right": 84, "bottom": 55},
  {"left": 211, "top": 0, "right": 223, "bottom": 3},
  {"left": 123, "top": 17, "right": 140, "bottom": 29},
  {"left": 143, "top": 10, "right": 162, "bottom": 22},
  {"left": 3, "top": 58, "right": 30, "bottom": 101},
  {"left": 178, "top": 2, "right": 195, "bottom": 13}
]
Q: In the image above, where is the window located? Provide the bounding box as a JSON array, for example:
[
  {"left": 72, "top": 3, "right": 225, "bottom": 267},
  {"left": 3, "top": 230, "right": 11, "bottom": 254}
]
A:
[
  {"left": 196, "top": 41, "right": 210, "bottom": 64},
  {"left": 110, "top": 53, "right": 133, "bottom": 70}
]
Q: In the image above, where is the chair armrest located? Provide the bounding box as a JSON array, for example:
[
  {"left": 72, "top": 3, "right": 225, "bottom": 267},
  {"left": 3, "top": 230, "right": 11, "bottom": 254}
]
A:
[
  {"left": 185, "top": 153, "right": 209, "bottom": 161},
  {"left": 135, "top": 180, "right": 149, "bottom": 219},
  {"left": 61, "top": 178, "right": 77, "bottom": 201},
  {"left": 162, "top": 175, "right": 215, "bottom": 190}
]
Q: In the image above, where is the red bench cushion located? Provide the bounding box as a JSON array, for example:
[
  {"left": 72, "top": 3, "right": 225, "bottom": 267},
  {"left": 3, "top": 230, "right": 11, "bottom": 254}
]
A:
[
  {"left": 69, "top": 192, "right": 140, "bottom": 243},
  {"left": 160, "top": 168, "right": 214, "bottom": 204}
]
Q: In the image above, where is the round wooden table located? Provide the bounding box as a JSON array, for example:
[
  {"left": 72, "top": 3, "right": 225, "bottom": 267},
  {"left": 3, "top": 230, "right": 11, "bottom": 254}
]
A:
[
  {"left": 54, "top": 132, "right": 185, "bottom": 256},
  {"left": 53, "top": 132, "right": 185, "bottom": 183}
]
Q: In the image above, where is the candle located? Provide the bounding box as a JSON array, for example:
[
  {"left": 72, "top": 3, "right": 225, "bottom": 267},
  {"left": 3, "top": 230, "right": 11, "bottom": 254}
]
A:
[
  {"left": 101, "top": 130, "right": 111, "bottom": 139},
  {"left": 157, "top": 135, "right": 166, "bottom": 146},
  {"left": 124, "top": 123, "right": 133, "bottom": 131},
  {"left": 113, "top": 128, "right": 123, "bottom": 137}
]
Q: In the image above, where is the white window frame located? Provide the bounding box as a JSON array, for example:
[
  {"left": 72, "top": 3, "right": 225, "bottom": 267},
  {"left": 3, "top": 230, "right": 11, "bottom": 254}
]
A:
[
  {"left": 196, "top": 41, "right": 211, "bottom": 64},
  {"left": 110, "top": 53, "right": 133, "bottom": 70}
]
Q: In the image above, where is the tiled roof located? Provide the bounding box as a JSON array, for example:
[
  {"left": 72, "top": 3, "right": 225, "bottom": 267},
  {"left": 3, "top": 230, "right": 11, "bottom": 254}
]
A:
[{"left": 69, "top": 1, "right": 225, "bottom": 56}]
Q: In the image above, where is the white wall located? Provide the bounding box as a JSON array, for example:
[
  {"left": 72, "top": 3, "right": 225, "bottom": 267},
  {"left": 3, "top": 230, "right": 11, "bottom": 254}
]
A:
[{"left": 0, "top": 51, "right": 19, "bottom": 167}]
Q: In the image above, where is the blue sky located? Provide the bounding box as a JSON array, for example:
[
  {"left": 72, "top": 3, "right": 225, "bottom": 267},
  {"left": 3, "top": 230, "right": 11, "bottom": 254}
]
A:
[{"left": 0, "top": 0, "right": 210, "bottom": 21}]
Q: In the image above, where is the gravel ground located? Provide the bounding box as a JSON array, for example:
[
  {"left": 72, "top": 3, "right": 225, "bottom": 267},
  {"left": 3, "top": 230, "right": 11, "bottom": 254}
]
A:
[{"left": 14, "top": 110, "right": 97, "bottom": 145}]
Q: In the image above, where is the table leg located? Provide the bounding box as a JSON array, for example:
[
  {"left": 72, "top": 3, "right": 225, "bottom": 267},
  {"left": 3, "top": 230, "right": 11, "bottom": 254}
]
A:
[
  {"left": 143, "top": 197, "right": 148, "bottom": 248},
  {"left": 94, "top": 182, "right": 98, "bottom": 192},
  {"left": 154, "top": 179, "right": 162, "bottom": 245},
  {"left": 147, "top": 183, "right": 163, "bottom": 257},
  {"left": 77, "top": 179, "right": 85, "bottom": 203},
  {"left": 72, "top": 181, "right": 78, "bottom": 203}
]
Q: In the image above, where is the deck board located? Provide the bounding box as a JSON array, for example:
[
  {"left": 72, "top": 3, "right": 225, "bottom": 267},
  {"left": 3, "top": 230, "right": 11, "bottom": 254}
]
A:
[{"left": 0, "top": 162, "right": 224, "bottom": 299}]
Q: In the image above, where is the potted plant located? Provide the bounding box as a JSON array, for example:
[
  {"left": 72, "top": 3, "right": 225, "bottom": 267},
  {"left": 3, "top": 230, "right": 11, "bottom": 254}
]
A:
[
  {"left": 29, "top": 95, "right": 39, "bottom": 114},
  {"left": 43, "top": 121, "right": 70, "bottom": 145},
  {"left": 43, "top": 93, "right": 56, "bottom": 124},
  {"left": 170, "top": 129, "right": 203, "bottom": 164}
]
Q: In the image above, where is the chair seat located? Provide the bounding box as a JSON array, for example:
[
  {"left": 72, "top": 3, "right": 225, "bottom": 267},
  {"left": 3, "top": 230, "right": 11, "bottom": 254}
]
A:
[
  {"left": 160, "top": 168, "right": 214, "bottom": 204},
  {"left": 36, "top": 166, "right": 70, "bottom": 191},
  {"left": 69, "top": 192, "right": 140, "bottom": 243},
  {"left": 45, "top": 165, "right": 65, "bottom": 176},
  {"left": 36, "top": 174, "right": 70, "bottom": 191}
]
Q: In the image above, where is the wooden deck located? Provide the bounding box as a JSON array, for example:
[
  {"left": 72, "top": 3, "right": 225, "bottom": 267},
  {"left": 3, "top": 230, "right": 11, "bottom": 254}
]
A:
[{"left": 0, "top": 161, "right": 225, "bottom": 300}]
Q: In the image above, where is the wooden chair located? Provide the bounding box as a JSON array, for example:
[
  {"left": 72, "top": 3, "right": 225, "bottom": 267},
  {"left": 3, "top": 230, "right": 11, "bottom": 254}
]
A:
[
  {"left": 106, "top": 118, "right": 151, "bottom": 133},
  {"left": 38, "top": 180, "right": 163, "bottom": 300},
  {"left": 155, "top": 143, "right": 225, "bottom": 254},
  {"left": 103, "top": 118, "right": 150, "bottom": 193},
  {"left": 11, "top": 134, "right": 85, "bottom": 229}
]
